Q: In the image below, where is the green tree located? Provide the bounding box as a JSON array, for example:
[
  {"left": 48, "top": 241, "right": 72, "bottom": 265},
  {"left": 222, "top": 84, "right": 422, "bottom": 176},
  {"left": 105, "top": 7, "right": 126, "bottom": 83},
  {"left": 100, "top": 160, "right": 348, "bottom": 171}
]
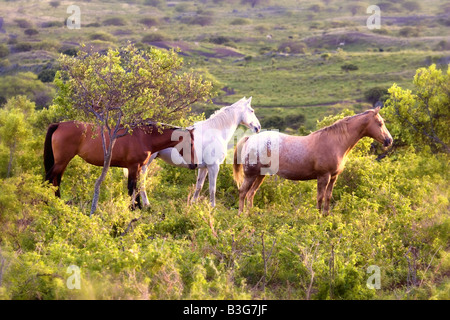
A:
[
  {"left": 0, "top": 96, "right": 35, "bottom": 177},
  {"left": 261, "top": 115, "right": 286, "bottom": 131},
  {"left": 38, "top": 69, "right": 56, "bottom": 83},
  {"left": 384, "top": 64, "right": 450, "bottom": 153},
  {"left": 54, "top": 43, "right": 212, "bottom": 215},
  {"left": 364, "top": 86, "right": 389, "bottom": 107}
]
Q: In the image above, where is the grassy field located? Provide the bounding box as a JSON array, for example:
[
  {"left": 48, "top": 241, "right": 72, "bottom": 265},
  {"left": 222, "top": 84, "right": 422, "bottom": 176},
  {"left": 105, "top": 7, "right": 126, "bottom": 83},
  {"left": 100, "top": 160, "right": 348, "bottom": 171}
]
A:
[{"left": 0, "top": 0, "right": 449, "bottom": 302}]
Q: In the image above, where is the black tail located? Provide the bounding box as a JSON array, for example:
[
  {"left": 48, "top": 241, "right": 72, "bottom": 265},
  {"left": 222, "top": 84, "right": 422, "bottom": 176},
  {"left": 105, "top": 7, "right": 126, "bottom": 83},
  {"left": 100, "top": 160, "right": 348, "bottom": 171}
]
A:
[{"left": 44, "top": 123, "right": 59, "bottom": 180}]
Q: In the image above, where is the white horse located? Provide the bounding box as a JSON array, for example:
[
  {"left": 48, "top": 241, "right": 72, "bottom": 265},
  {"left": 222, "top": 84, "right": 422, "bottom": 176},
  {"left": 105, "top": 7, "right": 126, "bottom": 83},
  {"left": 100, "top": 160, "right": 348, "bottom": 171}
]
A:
[{"left": 140, "top": 97, "right": 261, "bottom": 207}]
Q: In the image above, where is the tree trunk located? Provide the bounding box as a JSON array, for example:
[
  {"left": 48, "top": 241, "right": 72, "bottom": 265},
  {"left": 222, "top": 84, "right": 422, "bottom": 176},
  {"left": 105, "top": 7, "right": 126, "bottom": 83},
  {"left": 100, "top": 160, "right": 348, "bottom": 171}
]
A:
[
  {"left": 89, "top": 153, "right": 112, "bottom": 217},
  {"left": 90, "top": 128, "right": 116, "bottom": 217}
]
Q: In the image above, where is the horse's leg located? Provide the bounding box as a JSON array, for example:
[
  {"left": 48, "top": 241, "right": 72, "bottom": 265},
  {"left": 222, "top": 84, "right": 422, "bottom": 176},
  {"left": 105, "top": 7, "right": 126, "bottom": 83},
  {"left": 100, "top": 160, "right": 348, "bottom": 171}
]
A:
[
  {"left": 139, "top": 164, "right": 150, "bottom": 207},
  {"left": 238, "top": 175, "right": 257, "bottom": 214},
  {"left": 127, "top": 166, "right": 142, "bottom": 209},
  {"left": 48, "top": 138, "right": 77, "bottom": 198},
  {"left": 140, "top": 152, "right": 161, "bottom": 207},
  {"left": 46, "top": 162, "right": 70, "bottom": 198},
  {"left": 55, "top": 172, "right": 63, "bottom": 198},
  {"left": 139, "top": 159, "right": 152, "bottom": 208},
  {"left": 317, "top": 173, "right": 331, "bottom": 213},
  {"left": 192, "top": 167, "right": 208, "bottom": 202},
  {"left": 323, "top": 175, "right": 338, "bottom": 215},
  {"left": 246, "top": 175, "right": 266, "bottom": 208},
  {"left": 207, "top": 164, "right": 219, "bottom": 207}
]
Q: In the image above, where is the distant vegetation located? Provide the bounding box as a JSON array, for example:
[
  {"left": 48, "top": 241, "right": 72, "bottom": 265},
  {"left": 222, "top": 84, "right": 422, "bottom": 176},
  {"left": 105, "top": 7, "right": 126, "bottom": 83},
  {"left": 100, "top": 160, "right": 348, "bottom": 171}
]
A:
[
  {"left": 0, "top": 0, "right": 449, "bottom": 119},
  {"left": 0, "top": 0, "right": 449, "bottom": 300}
]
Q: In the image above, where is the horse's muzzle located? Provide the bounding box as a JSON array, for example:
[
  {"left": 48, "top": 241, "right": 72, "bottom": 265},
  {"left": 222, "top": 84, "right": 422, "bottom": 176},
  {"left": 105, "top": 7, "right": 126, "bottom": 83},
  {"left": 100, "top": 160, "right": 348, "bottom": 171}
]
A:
[
  {"left": 253, "top": 124, "right": 261, "bottom": 133},
  {"left": 383, "top": 137, "right": 393, "bottom": 147}
]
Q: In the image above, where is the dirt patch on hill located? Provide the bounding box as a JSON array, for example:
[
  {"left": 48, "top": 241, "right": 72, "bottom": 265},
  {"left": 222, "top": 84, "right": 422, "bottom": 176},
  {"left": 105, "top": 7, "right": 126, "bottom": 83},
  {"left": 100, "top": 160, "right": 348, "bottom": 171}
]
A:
[
  {"left": 148, "top": 41, "right": 244, "bottom": 59},
  {"left": 303, "top": 30, "right": 450, "bottom": 50},
  {"left": 193, "top": 47, "right": 244, "bottom": 58},
  {"left": 303, "top": 31, "right": 406, "bottom": 49}
]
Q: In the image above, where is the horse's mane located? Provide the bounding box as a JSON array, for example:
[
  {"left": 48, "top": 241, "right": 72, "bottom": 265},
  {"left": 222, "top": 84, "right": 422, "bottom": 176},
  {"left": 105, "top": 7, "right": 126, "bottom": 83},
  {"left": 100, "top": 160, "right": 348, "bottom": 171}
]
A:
[
  {"left": 196, "top": 101, "right": 241, "bottom": 130},
  {"left": 140, "top": 98, "right": 246, "bottom": 131},
  {"left": 314, "top": 110, "right": 372, "bottom": 139}
]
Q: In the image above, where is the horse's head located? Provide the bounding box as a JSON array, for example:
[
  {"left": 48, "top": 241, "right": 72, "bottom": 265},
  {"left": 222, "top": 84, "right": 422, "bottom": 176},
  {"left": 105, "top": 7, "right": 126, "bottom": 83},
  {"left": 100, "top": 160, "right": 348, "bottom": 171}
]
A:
[
  {"left": 364, "top": 106, "right": 393, "bottom": 147},
  {"left": 238, "top": 97, "right": 261, "bottom": 133}
]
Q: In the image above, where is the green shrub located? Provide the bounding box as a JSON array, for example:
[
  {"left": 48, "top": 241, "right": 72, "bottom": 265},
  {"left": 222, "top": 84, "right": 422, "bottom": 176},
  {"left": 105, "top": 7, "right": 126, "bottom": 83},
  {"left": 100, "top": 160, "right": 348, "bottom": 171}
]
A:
[
  {"left": 364, "top": 87, "right": 389, "bottom": 106},
  {"left": 59, "top": 47, "right": 78, "bottom": 56},
  {"left": 278, "top": 41, "right": 307, "bottom": 54},
  {"left": 230, "top": 18, "right": 251, "bottom": 25},
  {"left": 14, "top": 18, "right": 33, "bottom": 28},
  {"left": 85, "top": 22, "right": 101, "bottom": 28},
  {"left": 89, "top": 32, "right": 116, "bottom": 42},
  {"left": 399, "top": 26, "right": 420, "bottom": 37},
  {"left": 13, "top": 42, "right": 33, "bottom": 52},
  {"left": 321, "top": 52, "right": 330, "bottom": 60},
  {"left": 139, "top": 17, "right": 160, "bottom": 27},
  {"left": 0, "top": 44, "right": 9, "bottom": 58},
  {"left": 209, "top": 36, "right": 232, "bottom": 45},
  {"left": 404, "top": 1, "right": 421, "bottom": 11},
  {"left": 41, "top": 21, "right": 64, "bottom": 28},
  {"left": 103, "top": 17, "right": 127, "bottom": 26},
  {"left": 341, "top": 63, "right": 359, "bottom": 72},
  {"left": 38, "top": 69, "right": 57, "bottom": 83},
  {"left": 24, "top": 28, "right": 39, "bottom": 36},
  {"left": 309, "top": 3, "right": 324, "bottom": 13},
  {"left": 285, "top": 113, "right": 305, "bottom": 129},
  {"left": 174, "top": 3, "right": 191, "bottom": 13},
  {"left": 33, "top": 40, "right": 60, "bottom": 51},
  {"left": 144, "top": 0, "right": 163, "bottom": 7},
  {"left": 261, "top": 115, "right": 286, "bottom": 131},
  {"left": 141, "top": 32, "right": 169, "bottom": 43},
  {"left": 49, "top": 0, "right": 60, "bottom": 8},
  {"left": 186, "top": 15, "right": 213, "bottom": 26}
]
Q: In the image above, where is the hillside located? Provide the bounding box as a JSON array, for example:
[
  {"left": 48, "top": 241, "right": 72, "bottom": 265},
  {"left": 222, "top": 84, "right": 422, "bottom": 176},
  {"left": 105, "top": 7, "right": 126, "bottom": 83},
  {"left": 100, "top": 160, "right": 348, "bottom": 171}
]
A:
[
  {"left": 0, "top": 0, "right": 449, "bottom": 302},
  {"left": 1, "top": 0, "right": 449, "bottom": 128}
]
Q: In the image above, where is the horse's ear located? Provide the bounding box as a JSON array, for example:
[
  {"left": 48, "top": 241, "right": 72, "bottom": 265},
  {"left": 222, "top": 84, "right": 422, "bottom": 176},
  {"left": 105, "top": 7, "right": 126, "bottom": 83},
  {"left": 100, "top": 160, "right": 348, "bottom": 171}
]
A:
[
  {"left": 373, "top": 106, "right": 381, "bottom": 115},
  {"left": 247, "top": 96, "right": 252, "bottom": 105}
]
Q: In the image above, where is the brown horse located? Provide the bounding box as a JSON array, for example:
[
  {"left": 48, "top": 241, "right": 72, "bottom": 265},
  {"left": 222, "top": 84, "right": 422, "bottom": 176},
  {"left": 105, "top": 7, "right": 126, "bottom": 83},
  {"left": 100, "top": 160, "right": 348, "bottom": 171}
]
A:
[
  {"left": 233, "top": 107, "right": 393, "bottom": 214},
  {"left": 44, "top": 121, "right": 196, "bottom": 205}
]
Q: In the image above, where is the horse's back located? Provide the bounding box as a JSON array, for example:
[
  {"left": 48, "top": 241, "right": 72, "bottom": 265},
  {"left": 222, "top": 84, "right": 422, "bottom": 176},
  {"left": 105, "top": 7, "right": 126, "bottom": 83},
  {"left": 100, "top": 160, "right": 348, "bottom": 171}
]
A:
[
  {"left": 51, "top": 121, "right": 149, "bottom": 168},
  {"left": 241, "top": 131, "right": 318, "bottom": 180}
]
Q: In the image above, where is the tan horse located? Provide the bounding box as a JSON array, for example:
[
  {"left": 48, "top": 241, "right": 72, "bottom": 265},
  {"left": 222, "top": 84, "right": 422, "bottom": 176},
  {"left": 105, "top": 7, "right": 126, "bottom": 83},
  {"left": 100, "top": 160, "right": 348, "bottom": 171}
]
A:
[
  {"left": 233, "top": 107, "right": 393, "bottom": 214},
  {"left": 44, "top": 121, "right": 196, "bottom": 205}
]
